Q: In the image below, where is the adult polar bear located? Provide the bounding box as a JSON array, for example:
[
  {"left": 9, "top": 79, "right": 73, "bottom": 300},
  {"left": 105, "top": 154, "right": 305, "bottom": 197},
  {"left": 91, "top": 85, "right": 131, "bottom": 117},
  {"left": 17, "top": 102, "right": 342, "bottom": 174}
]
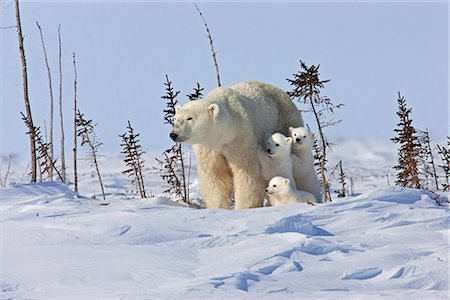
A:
[{"left": 170, "top": 81, "right": 304, "bottom": 209}]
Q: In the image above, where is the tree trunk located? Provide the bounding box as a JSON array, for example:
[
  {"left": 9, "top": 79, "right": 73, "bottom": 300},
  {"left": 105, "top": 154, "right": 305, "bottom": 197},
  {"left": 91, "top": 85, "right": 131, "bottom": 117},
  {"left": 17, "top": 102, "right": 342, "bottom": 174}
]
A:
[
  {"left": 15, "top": 0, "right": 37, "bottom": 182},
  {"left": 72, "top": 52, "right": 78, "bottom": 192},
  {"left": 36, "top": 21, "right": 54, "bottom": 180},
  {"left": 58, "top": 24, "right": 66, "bottom": 182}
]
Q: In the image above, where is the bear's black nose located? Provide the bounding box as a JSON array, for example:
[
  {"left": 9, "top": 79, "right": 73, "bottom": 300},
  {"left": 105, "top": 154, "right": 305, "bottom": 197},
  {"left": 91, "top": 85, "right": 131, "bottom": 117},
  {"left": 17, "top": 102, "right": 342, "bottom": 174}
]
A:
[
  {"left": 170, "top": 132, "right": 178, "bottom": 141},
  {"left": 265, "top": 188, "right": 268, "bottom": 192},
  {"left": 296, "top": 138, "right": 300, "bottom": 143},
  {"left": 267, "top": 149, "right": 272, "bottom": 154}
]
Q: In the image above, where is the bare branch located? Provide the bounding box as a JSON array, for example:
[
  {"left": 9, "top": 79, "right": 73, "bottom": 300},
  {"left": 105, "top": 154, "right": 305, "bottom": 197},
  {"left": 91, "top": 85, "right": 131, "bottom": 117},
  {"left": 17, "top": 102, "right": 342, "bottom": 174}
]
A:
[
  {"left": 0, "top": 25, "right": 16, "bottom": 29},
  {"left": 58, "top": 24, "right": 66, "bottom": 182},
  {"left": 36, "top": 21, "right": 54, "bottom": 180},
  {"left": 0, "top": 155, "right": 12, "bottom": 187},
  {"left": 193, "top": 3, "right": 221, "bottom": 87}
]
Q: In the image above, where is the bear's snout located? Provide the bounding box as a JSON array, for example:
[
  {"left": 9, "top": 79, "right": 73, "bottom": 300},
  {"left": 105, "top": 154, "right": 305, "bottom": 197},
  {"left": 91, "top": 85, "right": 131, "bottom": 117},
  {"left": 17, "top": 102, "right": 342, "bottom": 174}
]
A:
[
  {"left": 296, "top": 138, "right": 301, "bottom": 143},
  {"left": 266, "top": 149, "right": 272, "bottom": 154},
  {"left": 170, "top": 132, "right": 179, "bottom": 141},
  {"left": 265, "top": 188, "right": 268, "bottom": 192}
]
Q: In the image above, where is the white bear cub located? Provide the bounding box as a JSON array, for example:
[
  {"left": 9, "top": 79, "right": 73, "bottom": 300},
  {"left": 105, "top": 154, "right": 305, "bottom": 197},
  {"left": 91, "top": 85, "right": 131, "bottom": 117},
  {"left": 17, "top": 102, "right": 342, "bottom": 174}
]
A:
[
  {"left": 289, "top": 126, "right": 322, "bottom": 203},
  {"left": 265, "top": 176, "right": 316, "bottom": 206},
  {"left": 257, "top": 133, "right": 296, "bottom": 188}
]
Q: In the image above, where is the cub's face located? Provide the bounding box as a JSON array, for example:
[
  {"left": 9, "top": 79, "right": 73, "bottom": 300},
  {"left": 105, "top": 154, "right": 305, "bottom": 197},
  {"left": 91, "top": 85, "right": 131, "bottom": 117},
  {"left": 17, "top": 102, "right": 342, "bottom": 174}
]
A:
[
  {"left": 170, "top": 102, "right": 219, "bottom": 144},
  {"left": 288, "top": 127, "right": 316, "bottom": 147},
  {"left": 265, "top": 176, "right": 290, "bottom": 195},
  {"left": 265, "top": 133, "right": 292, "bottom": 157}
]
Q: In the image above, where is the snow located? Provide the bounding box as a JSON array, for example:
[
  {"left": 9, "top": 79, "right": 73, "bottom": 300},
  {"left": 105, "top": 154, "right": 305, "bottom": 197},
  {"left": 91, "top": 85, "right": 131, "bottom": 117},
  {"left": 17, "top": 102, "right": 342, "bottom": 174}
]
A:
[{"left": 0, "top": 141, "right": 449, "bottom": 299}]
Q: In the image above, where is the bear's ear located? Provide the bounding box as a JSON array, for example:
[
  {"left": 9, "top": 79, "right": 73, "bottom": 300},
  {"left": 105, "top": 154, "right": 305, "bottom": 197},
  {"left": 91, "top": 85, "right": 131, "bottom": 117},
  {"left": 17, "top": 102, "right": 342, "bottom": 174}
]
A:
[
  {"left": 286, "top": 137, "right": 293, "bottom": 144},
  {"left": 288, "top": 127, "right": 294, "bottom": 132},
  {"left": 284, "top": 178, "right": 289, "bottom": 185},
  {"left": 208, "top": 103, "right": 219, "bottom": 118},
  {"left": 175, "top": 105, "right": 182, "bottom": 113}
]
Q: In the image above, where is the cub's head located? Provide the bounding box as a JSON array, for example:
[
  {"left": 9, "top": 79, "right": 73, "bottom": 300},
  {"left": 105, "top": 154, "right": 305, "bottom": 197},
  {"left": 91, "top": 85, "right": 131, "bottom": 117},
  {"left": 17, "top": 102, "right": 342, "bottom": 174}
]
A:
[
  {"left": 265, "top": 133, "right": 292, "bottom": 157},
  {"left": 265, "top": 176, "right": 291, "bottom": 195},
  {"left": 288, "top": 126, "right": 316, "bottom": 147},
  {"left": 170, "top": 101, "right": 220, "bottom": 144}
]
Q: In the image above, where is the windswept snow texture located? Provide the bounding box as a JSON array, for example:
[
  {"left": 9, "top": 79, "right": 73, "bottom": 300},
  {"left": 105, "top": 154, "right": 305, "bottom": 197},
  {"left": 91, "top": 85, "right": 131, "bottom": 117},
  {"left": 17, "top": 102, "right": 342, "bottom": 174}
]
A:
[{"left": 0, "top": 142, "right": 449, "bottom": 299}]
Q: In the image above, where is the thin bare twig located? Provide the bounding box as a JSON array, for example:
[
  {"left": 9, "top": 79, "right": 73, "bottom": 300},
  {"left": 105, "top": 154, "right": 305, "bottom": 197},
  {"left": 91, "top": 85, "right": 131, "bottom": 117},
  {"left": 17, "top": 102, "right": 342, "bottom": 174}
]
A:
[
  {"left": 58, "top": 24, "right": 66, "bottom": 182},
  {"left": 0, "top": 155, "right": 12, "bottom": 187},
  {"left": 0, "top": 25, "right": 16, "bottom": 29},
  {"left": 193, "top": 3, "right": 221, "bottom": 87},
  {"left": 36, "top": 21, "right": 54, "bottom": 180}
]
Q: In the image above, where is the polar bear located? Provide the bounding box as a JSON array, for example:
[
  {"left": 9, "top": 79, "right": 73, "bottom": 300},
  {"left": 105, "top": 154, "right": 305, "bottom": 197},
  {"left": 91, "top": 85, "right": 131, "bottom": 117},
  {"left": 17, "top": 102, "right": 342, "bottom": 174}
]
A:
[
  {"left": 288, "top": 126, "right": 322, "bottom": 203},
  {"left": 170, "top": 81, "right": 304, "bottom": 209},
  {"left": 257, "top": 133, "right": 296, "bottom": 188},
  {"left": 265, "top": 176, "right": 317, "bottom": 206}
]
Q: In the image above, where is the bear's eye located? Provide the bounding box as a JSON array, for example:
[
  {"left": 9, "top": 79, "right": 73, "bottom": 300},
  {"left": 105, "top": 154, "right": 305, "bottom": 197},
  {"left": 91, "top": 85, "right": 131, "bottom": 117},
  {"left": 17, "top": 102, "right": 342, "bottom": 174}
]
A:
[
  {"left": 275, "top": 144, "right": 279, "bottom": 147},
  {"left": 303, "top": 135, "right": 306, "bottom": 138},
  {"left": 294, "top": 134, "right": 297, "bottom": 136},
  {"left": 273, "top": 184, "right": 277, "bottom": 187},
  {"left": 187, "top": 117, "right": 193, "bottom": 121}
]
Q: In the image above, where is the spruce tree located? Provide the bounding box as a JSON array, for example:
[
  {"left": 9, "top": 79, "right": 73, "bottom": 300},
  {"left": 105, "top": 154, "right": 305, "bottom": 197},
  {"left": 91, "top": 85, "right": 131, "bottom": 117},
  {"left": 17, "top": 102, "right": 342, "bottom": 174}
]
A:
[
  {"left": 391, "top": 92, "right": 421, "bottom": 189},
  {"left": 287, "top": 60, "right": 343, "bottom": 202}
]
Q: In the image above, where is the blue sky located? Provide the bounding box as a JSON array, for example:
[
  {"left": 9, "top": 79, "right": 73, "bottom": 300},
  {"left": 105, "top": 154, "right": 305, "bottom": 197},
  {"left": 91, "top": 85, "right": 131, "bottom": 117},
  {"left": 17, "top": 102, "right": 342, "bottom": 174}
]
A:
[{"left": 1, "top": 1, "right": 448, "bottom": 157}]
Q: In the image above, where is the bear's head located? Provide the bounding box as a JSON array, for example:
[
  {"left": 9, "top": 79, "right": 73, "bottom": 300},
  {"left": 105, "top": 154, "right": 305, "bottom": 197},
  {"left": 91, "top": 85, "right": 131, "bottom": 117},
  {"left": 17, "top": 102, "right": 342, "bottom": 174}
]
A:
[
  {"left": 288, "top": 126, "right": 316, "bottom": 148},
  {"left": 170, "top": 100, "right": 233, "bottom": 147},
  {"left": 265, "top": 176, "right": 291, "bottom": 195},
  {"left": 265, "top": 133, "right": 292, "bottom": 158}
]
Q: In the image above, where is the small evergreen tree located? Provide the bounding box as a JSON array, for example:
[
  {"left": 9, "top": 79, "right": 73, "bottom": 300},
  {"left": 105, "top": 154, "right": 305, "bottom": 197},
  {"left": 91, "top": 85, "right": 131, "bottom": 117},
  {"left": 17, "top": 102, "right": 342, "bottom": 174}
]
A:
[
  {"left": 287, "top": 60, "right": 343, "bottom": 202},
  {"left": 391, "top": 92, "right": 421, "bottom": 189},
  {"left": 337, "top": 160, "right": 347, "bottom": 198},
  {"left": 330, "top": 160, "right": 347, "bottom": 198},
  {"left": 187, "top": 83, "right": 204, "bottom": 101},
  {"left": 155, "top": 75, "right": 189, "bottom": 204},
  {"left": 418, "top": 129, "right": 439, "bottom": 190},
  {"left": 120, "top": 120, "right": 147, "bottom": 198},
  {"left": 21, "top": 112, "right": 63, "bottom": 182},
  {"left": 436, "top": 137, "right": 450, "bottom": 191},
  {"left": 76, "top": 110, "right": 105, "bottom": 200}
]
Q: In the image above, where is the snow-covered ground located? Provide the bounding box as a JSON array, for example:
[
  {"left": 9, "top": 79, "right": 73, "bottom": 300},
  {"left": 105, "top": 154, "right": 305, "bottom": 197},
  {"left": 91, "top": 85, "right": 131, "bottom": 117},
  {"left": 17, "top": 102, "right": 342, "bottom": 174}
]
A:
[{"left": 1, "top": 141, "right": 449, "bottom": 299}]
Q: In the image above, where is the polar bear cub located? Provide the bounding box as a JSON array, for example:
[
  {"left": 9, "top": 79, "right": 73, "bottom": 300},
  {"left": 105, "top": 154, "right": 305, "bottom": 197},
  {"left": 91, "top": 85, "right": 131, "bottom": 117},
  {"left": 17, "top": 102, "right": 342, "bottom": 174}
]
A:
[
  {"left": 257, "top": 132, "right": 296, "bottom": 188},
  {"left": 265, "top": 176, "right": 316, "bottom": 206},
  {"left": 289, "top": 126, "right": 322, "bottom": 203}
]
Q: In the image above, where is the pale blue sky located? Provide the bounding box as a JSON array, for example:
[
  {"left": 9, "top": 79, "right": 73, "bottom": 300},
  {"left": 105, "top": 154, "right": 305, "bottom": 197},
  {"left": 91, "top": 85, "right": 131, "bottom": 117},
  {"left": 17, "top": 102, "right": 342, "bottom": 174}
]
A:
[{"left": 1, "top": 1, "right": 448, "bottom": 157}]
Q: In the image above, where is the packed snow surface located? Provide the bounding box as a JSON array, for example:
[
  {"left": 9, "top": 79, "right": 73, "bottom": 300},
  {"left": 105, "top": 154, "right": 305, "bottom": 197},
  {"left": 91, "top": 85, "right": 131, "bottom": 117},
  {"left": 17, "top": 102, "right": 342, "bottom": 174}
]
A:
[{"left": 0, "top": 141, "right": 449, "bottom": 299}]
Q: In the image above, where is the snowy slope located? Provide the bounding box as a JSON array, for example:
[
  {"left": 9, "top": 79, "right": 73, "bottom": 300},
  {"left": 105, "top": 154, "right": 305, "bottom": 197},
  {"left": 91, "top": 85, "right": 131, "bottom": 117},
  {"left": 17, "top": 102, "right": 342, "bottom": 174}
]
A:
[{"left": 1, "top": 141, "right": 449, "bottom": 299}]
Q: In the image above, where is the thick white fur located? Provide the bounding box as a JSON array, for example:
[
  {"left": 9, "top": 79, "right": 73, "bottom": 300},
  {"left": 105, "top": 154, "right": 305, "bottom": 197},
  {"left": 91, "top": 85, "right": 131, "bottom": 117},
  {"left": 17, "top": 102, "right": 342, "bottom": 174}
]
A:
[
  {"left": 288, "top": 126, "right": 323, "bottom": 203},
  {"left": 257, "top": 133, "right": 296, "bottom": 188},
  {"left": 265, "top": 176, "right": 317, "bottom": 206},
  {"left": 171, "top": 81, "right": 304, "bottom": 209}
]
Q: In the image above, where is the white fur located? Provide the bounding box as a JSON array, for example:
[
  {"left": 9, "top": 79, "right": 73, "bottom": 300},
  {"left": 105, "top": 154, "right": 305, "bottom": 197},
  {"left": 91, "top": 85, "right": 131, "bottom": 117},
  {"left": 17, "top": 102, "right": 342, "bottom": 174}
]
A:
[
  {"left": 171, "top": 81, "right": 304, "bottom": 209},
  {"left": 258, "top": 132, "right": 296, "bottom": 188},
  {"left": 288, "top": 126, "right": 323, "bottom": 203},
  {"left": 265, "top": 176, "right": 317, "bottom": 206}
]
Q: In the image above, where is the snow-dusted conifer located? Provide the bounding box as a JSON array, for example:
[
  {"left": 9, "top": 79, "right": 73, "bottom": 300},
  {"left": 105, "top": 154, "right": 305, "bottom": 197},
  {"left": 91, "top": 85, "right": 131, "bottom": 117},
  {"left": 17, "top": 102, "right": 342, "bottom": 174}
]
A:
[{"left": 391, "top": 92, "right": 421, "bottom": 189}]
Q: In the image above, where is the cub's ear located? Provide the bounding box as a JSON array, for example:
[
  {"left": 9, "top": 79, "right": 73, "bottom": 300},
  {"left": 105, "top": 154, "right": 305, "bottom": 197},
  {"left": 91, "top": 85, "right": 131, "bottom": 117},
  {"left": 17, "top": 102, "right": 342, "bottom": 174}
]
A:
[
  {"left": 286, "top": 137, "right": 293, "bottom": 144},
  {"left": 312, "top": 132, "right": 318, "bottom": 139},
  {"left": 284, "top": 178, "right": 290, "bottom": 185},
  {"left": 288, "top": 127, "right": 294, "bottom": 132},
  {"left": 175, "top": 105, "right": 182, "bottom": 113},
  {"left": 208, "top": 103, "right": 219, "bottom": 118}
]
